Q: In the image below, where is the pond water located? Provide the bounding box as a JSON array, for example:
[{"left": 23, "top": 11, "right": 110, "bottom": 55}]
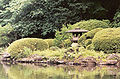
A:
[{"left": 0, "top": 62, "right": 120, "bottom": 79}]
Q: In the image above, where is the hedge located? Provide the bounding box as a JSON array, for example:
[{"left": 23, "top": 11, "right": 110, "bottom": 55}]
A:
[
  {"left": 72, "top": 19, "right": 109, "bottom": 30},
  {"left": 92, "top": 28, "right": 120, "bottom": 53},
  {"left": 44, "top": 39, "right": 55, "bottom": 47},
  {"left": 79, "top": 28, "right": 103, "bottom": 48},
  {"left": 7, "top": 38, "right": 49, "bottom": 58}
]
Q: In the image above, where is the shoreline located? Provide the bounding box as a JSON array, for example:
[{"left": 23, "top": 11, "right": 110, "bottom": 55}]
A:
[{"left": 1, "top": 57, "right": 120, "bottom": 67}]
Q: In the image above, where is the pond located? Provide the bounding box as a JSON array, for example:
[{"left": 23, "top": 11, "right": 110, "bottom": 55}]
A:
[{"left": 0, "top": 62, "right": 120, "bottom": 79}]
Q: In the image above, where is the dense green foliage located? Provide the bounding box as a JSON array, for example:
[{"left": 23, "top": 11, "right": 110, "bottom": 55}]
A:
[
  {"left": 55, "top": 20, "right": 108, "bottom": 47},
  {"left": 0, "top": 0, "right": 119, "bottom": 38},
  {"left": 7, "top": 38, "right": 49, "bottom": 58},
  {"left": 92, "top": 28, "right": 120, "bottom": 53},
  {"left": 54, "top": 24, "right": 73, "bottom": 47},
  {"left": 79, "top": 28, "right": 103, "bottom": 48},
  {"left": 111, "top": 8, "right": 120, "bottom": 28},
  {"left": 0, "top": 23, "right": 14, "bottom": 46}
]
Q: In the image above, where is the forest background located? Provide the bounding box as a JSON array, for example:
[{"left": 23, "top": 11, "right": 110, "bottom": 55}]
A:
[{"left": 0, "top": 0, "right": 120, "bottom": 40}]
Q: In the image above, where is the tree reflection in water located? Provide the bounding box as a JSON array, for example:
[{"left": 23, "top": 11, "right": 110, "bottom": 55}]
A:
[{"left": 1, "top": 62, "right": 120, "bottom": 79}]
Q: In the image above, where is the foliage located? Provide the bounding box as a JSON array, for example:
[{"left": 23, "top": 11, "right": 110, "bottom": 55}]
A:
[
  {"left": 55, "top": 20, "right": 108, "bottom": 47},
  {"left": 54, "top": 24, "right": 73, "bottom": 47},
  {"left": 64, "top": 47, "right": 108, "bottom": 61},
  {"left": 63, "top": 39, "right": 72, "bottom": 48},
  {"left": 22, "top": 47, "right": 33, "bottom": 58},
  {"left": 0, "top": 0, "right": 113, "bottom": 38},
  {"left": 44, "top": 39, "right": 55, "bottom": 47},
  {"left": 49, "top": 46, "right": 60, "bottom": 51},
  {"left": 72, "top": 19, "right": 109, "bottom": 31},
  {"left": 79, "top": 28, "right": 103, "bottom": 48},
  {"left": 32, "top": 48, "right": 65, "bottom": 60},
  {"left": 0, "top": 23, "right": 14, "bottom": 46},
  {"left": 84, "top": 39, "right": 92, "bottom": 47},
  {"left": 111, "top": 9, "right": 120, "bottom": 28},
  {"left": 7, "top": 38, "right": 49, "bottom": 59},
  {"left": 92, "top": 28, "right": 120, "bottom": 53},
  {"left": 86, "top": 44, "right": 94, "bottom": 50}
]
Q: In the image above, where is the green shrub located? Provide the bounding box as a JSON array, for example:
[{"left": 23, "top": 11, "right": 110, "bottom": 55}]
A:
[
  {"left": 7, "top": 38, "right": 49, "bottom": 58},
  {"left": 44, "top": 39, "right": 55, "bottom": 47},
  {"left": 54, "top": 24, "right": 73, "bottom": 47},
  {"left": 64, "top": 47, "right": 107, "bottom": 60},
  {"left": 55, "top": 19, "right": 108, "bottom": 47},
  {"left": 0, "top": 23, "right": 14, "bottom": 46},
  {"left": 72, "top": 19, "right": 109, "bottom": 30},
  {"left": 86, "top": 44, "right": 94, "bottom": 50},
  {"left": 84, "top": 39, "right": 92, "bottom": 47},
  {"left": 49, "top": 46, "right": 60, "bottom": 51},
  {"left": 92, "top": 28, "right": 120, "bottom": 53},
  {"left": 111, "top": 11, "right": 120, "bottom": 28},
  {"left": 79, "top": 28, "right": 103, "bottom": 48},
  {"left": 63, "top": 39, "right": 72, "bottom": 48}
]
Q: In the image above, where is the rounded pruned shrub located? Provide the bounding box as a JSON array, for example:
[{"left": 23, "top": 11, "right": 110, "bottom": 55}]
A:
[
  {"left": 7, "top": 38, "right": 49, "bottom": 58},
  {"left": 44, "top": 39, "right": 55, "bottom": 47},
  {"left": 79, "top": 28, "right": 103, "bottom": 48},
  {"left": 72, "top": 19, "right": 109, "bottom": 30},
  {"left": 92, "top": 28, "right": 120, "bottom": 53}
]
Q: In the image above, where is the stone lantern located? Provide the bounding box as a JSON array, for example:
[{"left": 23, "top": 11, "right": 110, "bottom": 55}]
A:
[{"left": 66, "top": 28, "right": 88, "bottom": 47}]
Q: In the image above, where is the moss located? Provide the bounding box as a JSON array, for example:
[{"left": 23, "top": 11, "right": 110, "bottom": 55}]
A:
[
  {"left": 92, "top": 28, "right": 120, "bottom": 53},
  {"left": 79, "top": 28, "right": 103, "bottom": 48},
  {"left": 44, "top": 39, "right": 55, "bottom": 47},
  {"left": 7, "top": 38, "right": 49, "bottom": 58}
]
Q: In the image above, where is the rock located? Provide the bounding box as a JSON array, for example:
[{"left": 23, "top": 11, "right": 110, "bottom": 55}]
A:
[
  {"left": 80, "top": 56, "right": 97, "bottom": 66},
  {"left": 28, "top": 54, "right": 44, "bottom": 61},
  {"left": 105, "top": 60, "right": 118, "bottom": 65},
  {"left": 116, "top": 61, "right": 120, "bottom": 67},
  {"left": 33, "top": 56, "right": 43, "bottom": 61},
  {"left": 68, "top": 62, "right": 74, "bottom": 65},
  {"left": 71, "top": 43, "right": 79, "bottom": 47},
  {"left": 16, "top": 58, "right": 33, "bottom": 63},
  {"left": 0, "top": 52, "right": 11, "bottom": 61},
  {"left": 57, "top": 61, "right": 66, "bottom": 64},
  {"left": 2, "top": 52, "right": 11, "bottom": 58},
  {"left": 107, "top": 54, "right": 120, "bottom": 60}
]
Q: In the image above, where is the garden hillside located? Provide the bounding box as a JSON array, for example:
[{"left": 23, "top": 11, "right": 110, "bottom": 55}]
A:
[
  {"left": 0, "top": 0, "right": 120, "bottom": 65},
  {"left": 4, "top": 25, "right": 120, "bottom": 65}
]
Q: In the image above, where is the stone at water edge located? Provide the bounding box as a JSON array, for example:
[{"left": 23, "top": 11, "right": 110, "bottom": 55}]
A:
[
  {"left": 2, "top": 52, "right": 11, "bottom": 58},
  {"left": 71, "top": 43, "right": 79, "bottom": 47},
  {"left": 107, "top": 54, "right": 120, "bottom": 60}
]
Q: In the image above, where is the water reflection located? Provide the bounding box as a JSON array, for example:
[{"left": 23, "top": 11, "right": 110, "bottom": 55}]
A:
[{"left": 1, "top": 62, "right": 120, "bottom": 79}]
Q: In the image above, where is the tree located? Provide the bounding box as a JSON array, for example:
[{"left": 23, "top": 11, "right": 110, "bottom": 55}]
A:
[{"left": 0, "top": 0, "right": 120, "bottom": 38}]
